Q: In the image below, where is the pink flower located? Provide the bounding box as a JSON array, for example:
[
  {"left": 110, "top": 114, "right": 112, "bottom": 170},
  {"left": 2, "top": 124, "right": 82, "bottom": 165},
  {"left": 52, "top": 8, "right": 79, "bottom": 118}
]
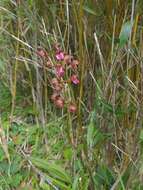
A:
[
  {"left": 56, "top": 51, "right": 64, "bottom": 61},
  {"left": 55, "top": 64, "right": 65, "bottom": 78},
  {"left": 54, "top": 97, "right": 64, "bottom": 108},
  {"left": 70, "top": 75, "right": 80, "bottom": 85},
  {"left": 70, "top": 60, "right": 79, "bottom": 70},
  {"left": 68, "top": 103, "right": 77, "bottom": 113}
]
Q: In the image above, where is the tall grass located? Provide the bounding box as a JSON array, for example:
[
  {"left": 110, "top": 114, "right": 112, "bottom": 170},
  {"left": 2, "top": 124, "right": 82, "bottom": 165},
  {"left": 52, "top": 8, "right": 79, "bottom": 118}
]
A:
[{"left": 0, "top": 0, "right": 143, "bottom": 189}]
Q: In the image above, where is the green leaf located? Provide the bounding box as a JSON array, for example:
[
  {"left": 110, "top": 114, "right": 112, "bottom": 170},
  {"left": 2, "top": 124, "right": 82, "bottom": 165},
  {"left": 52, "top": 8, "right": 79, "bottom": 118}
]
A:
[
  {"left": 140, "top": 130, "right": 143, "bottom": 141},
  {"left": 87, "top": 121, "right": 94, "bottom": 147},
  {"left": 30, "top": 157, "right": 71, "bottom": 184},
  {"left": 72, "top": 175, "right": 79, "bottom": 190},
  {"left": 0, "top": 59, "right": 5, "bottom": 72},
  {"left": 8, "top": 174, "right": 23, "bottom": 188},
  {"left": 28, "top": 0, "right": 33, "bottom": 6},
  {"left": 47, "top": 175, "right": 71, "bottom": 190},
  {"left": 63, "top": 147, "right": 73, "bottom": 160},
  {"left": 83, "top": 5, "right": 96, "bottom": 15},
  {"left": 93, "top": 129, "right": 105, "bottom": 146},
  {"left": 94, "top": 165, "right": 114, "bottom": 188},
  {"left": 0, "top": 149, "right": 5, "bottom": 162},
  {"left": 119, "top": 21, "right": 133, "bottom": 48},
  {"left": 40, "top": 182, "right": 51, "bottom": 190}
]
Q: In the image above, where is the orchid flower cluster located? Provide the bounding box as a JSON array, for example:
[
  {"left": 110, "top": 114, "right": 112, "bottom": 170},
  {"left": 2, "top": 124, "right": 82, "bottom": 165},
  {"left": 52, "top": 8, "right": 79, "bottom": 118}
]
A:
[{"left": 37, "top": 44, "right": 80, "bottom": 113}]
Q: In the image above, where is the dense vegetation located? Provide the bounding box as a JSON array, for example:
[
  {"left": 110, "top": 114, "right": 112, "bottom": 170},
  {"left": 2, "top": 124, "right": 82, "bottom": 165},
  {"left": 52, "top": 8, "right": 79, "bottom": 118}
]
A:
[{"left": 0, "top": 0, "right": 143, "bottom": 189}]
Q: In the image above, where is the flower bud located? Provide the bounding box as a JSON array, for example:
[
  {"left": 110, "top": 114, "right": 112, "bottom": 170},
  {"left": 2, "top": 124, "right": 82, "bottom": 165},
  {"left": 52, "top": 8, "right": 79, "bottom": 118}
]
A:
[
  {"left": 68, "top": 103, "right": 77, "bottom": 113},
  {"left": 70, "top": 75, "right": 80, "bottom": 85},
  {"left": 51, "top": 78, "right": 62, "bottom": 92},
  {"left": 45, "top": 61, "right": 52, "bottom": 68},
  {"left": 64, "top": 54, "right": 73, "bottom": 64},
  {"left": 51, "top": 93, "right": 59, "bottom": 101},
  {"left": 37, "top": 48, "right": 48, "bottom": 58},
  {"left": 70, "top": 60, "right": 79, "bottom": 69},
  {"left": 54, "top": 97, "right": 64, "bottom": 108},
  {"left": 51, "top": 78, "right": 59, "bottom": 86}
]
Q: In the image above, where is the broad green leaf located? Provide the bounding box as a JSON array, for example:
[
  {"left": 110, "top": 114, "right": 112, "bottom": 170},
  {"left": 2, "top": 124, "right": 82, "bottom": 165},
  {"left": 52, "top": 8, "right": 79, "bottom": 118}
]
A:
[
  {"left": 87, "top": 121, "right": 94, "bottom": 147},
  {"left": 44, "top": 174, "right": 71, "bottom": 190},
  {"left": 94, "top": 165, "right": 114, "bottom": 188},
  {"left": 119, "top": 21, "right": 133, "bottom": 47},
  {"left": 72, "top": 175, "right": 79, "bottom": 190},
  {"left": 30, "top": 157, "right": 71, "bottom": 184},
  {"left": 93, "top": 129, "right": 105, "bottom": 146}
]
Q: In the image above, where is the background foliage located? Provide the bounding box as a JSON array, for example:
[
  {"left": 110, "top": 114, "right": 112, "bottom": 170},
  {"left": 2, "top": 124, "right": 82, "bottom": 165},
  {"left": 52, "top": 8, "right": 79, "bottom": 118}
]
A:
[{"left": 0, "top": 0, "right": 143, "bottom": 189}]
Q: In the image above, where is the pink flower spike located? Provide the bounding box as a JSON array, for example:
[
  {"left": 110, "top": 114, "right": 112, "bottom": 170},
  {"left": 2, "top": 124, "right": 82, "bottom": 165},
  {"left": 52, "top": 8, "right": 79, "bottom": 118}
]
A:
[
  {"left": 55, "top": 64, "right": 65, "bottom": 78},
  {"left": 56, "top": 51, "right": 64, "bottom": 61},
  {"left": 70, "top": 75, "right": 80, "bottom": 85}
]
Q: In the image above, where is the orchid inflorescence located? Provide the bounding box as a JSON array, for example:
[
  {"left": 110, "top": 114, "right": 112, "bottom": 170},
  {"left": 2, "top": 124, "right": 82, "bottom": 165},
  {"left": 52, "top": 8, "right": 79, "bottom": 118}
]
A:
[{"left": 36, "top": 44, "right": 80, "bottom": 113}]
